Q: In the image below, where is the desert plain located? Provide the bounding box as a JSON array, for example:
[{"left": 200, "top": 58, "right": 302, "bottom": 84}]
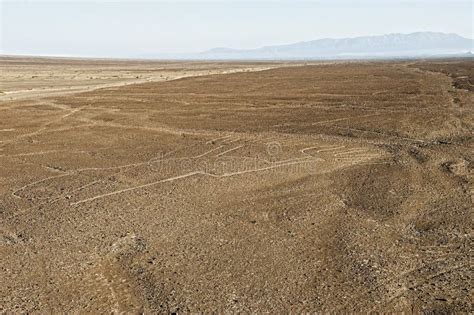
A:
[{"left": 0, "top": 56, "right": 472, "bottom": 313}]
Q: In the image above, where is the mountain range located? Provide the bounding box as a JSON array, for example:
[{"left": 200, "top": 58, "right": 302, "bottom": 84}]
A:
[{"left": 156, "top": 32, "right": 473, "bottom": 60}]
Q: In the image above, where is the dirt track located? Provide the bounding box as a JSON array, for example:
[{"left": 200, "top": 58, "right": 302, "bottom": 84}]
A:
[{"left": 1, "top": 58, "right": 472, "bottom": 313}]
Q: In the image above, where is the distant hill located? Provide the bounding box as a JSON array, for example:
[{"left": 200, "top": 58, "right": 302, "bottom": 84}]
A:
[{"left": 176, "top": 32, "right": 474, "bottom": 60}]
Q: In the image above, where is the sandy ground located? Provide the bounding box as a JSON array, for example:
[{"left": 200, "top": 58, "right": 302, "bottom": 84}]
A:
[
  {"left": 0, "top": 56, "right": 288, "bottom": 101},
  {"left": 0, "top": 57, "right": 472, "bottom": 313}
]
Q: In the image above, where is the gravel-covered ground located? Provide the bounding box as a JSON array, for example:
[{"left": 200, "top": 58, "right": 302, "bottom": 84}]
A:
[{"left": 1, "top": 58, "right": 472, "bottom": 313}]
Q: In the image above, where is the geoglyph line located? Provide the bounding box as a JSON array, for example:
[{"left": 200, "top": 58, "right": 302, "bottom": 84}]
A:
[
  {"left": 193, "top": 145, "right": 225, "bottom": 158},
  {"left": 12, "top": 173, "right": 72, "bottom": 199},
  {"left": 334, "top": 149, "right": 368, "bottom": 156},
  {"left": 9, "top": 142, "right": 231, "bottom": 202},
  {"left": 225, "top": 137, "right": 242, "bottom": 144},
  {"left": 311, "top": 113, "right": 381, "bottom": 125},
  {"left": 70, "top": 159, "right": 317, "bottom": 206},
  {"left": 216, "top": 145, "right": 244, "bottom": 157},
  {"left": 206, "top": 135, "right": 232, "bottom": 144}
]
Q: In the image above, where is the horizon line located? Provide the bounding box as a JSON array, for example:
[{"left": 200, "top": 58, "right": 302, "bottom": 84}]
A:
[{"left": 1, "top": 31, "right": 472, "bottom": 60}]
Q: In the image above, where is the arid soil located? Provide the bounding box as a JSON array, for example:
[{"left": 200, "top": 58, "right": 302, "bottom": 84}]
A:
[
  {"left": 1, "top": 58, "right": 472, "bottom": 313},
  {"left": 0, "top": 56, "right": 285, "bottom": 101}
]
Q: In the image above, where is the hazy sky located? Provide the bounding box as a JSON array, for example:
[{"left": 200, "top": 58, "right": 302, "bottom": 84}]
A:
[{"left": 1, "top": 0, "right": 472, "bottom": 57}]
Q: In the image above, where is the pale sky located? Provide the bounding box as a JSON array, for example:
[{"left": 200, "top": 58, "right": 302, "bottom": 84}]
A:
[{"left": 1, "top": 0, "right": 472, "bottom": 57}]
